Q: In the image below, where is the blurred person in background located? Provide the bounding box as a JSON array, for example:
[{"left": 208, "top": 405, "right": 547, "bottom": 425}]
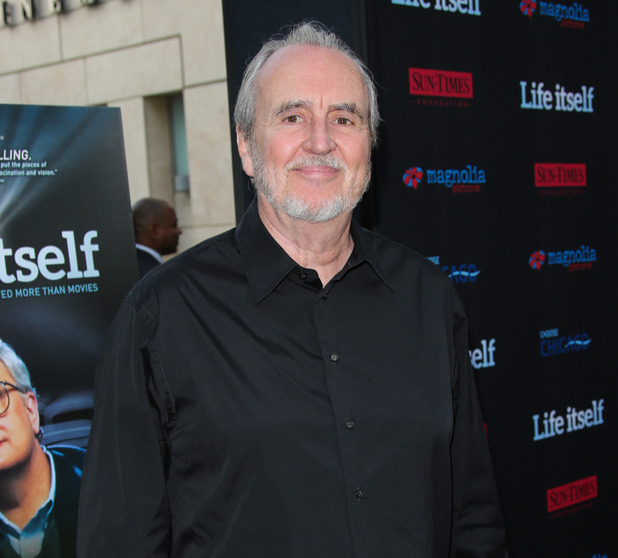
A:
[{"left": 132, "top": 198, "right": 182, "bottom": 278}]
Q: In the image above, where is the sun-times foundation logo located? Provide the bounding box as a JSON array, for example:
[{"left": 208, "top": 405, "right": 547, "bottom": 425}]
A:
[
  {"left": 529, "top": 245, "right": 596, "bottom": 272},
  {"left": 535, "top": 162, "right": 586, "bottom": 196},
  {"left": 520, "top": 1, "right": 590, "bottom": 29},
  {"left": 539, "top": 328, "right": 591, "bottom": 357},
  {"left": 409, "top": 68, "right": 473, "bottom": 108},
  {"left": 547, "top": 476, "right": 598, "bottom": 516},
  {"left": 403, "top": 164, "right": 485, "bottom": 194},
  {"left": 520, "top": 81, "right": 594, "bottom": 113},
  {"left": 393, "top": 0, "right": 481, "bottom": 16},
  {"left": 533, "top": 399, "right": 604, "bottom": 441}
]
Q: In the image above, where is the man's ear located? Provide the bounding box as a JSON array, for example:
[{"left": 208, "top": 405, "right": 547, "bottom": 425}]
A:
[
  {"left": 25, "top": 392, "right": 40, "bottom": 437},
  {"left": 236, "top": 127, "right": 254, "bottom": 177}
]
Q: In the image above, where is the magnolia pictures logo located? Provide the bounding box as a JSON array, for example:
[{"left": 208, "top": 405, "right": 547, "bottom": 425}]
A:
[
  {"left": 403, "top": 164, "right": 485, "bottom": 194},
  {"left": 529, "top": 250, "right": 545, "bottom": 270},
  {"left": 529, "top": 245, "right": 596, "bottom": 272},
  {"left": 519, "top": 1, "right": 590, "bottom": 29},
  {"left": 520, "top": 0, "right": 537, "bottom": 17},
  {"left": 403, "top": 167, "right": 423, "bottom": 189}
]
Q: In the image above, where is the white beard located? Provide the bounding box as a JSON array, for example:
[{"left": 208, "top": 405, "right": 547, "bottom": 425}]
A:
[{"left": 249, "top": 142, "right": 371, "bottom": 224}]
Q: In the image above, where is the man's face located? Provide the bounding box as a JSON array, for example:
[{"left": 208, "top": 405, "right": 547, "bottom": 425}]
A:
[
  {"left": 155, "top": 205, "right": 182, "bottom": 255},
  {"left": 238, "top": 45, "right": 372, "bottom": 223},
  {"left": 0, "top": 362, "right": 39, "bottom": 473}
]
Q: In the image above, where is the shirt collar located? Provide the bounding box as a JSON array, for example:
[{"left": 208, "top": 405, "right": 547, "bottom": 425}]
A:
[
  {"left": 136, "top": 243, "right": 163, "bottom": 264},
  {"left": 348, "top": 218, "right": 394, "bottom": 291},
  {"left": 236, "top": 199, "right": 393, "bottom": 304},
  {"left": 0, "top": 447, "right": 56, "bottom": 557}
]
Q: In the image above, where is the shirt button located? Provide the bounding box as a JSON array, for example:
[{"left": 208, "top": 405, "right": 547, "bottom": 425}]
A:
[
  {"left": 330, "top": 353, "right": 339, "bottom": 363},
  {"left": 298, "top": 272, "right": 308, "bottom": 280},
  {"left": 355, "top": 488, "right": 365, "bottom": 500},
  {"left": 345, "top": 419, "right": 354, "bottom": 430}
]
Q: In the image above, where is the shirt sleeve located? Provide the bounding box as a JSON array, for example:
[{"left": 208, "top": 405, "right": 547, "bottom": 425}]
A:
[
  {"left": 449, "top": 289, "right": 509, "bottom": 558},
  {"left": 76, "top": 296, "right": 172, "bottom": 557}
]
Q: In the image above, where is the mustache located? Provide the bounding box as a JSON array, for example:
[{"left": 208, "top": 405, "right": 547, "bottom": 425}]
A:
[{"left": 285, "top": 155, "right": 347, "bottom": 172}]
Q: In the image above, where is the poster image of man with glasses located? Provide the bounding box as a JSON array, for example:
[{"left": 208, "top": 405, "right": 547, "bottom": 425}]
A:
[{"left": 0, "top": 339, "right": 84, "bottom": 558}]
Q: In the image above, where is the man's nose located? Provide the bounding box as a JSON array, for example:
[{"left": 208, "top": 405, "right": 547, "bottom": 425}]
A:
[{"left": 303, "top": 119, "right": 335, "bottom": 155}]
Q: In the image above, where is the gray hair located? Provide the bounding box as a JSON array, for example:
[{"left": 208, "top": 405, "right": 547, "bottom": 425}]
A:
[
  {"left": 234, "top": 21, "right": 380, "bottom": 148},
  {"left": 0, "top": 339, "right": 33, "bottom": 392}
]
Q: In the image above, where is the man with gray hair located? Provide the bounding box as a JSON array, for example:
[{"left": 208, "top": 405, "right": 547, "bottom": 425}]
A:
[
  {"left": 78, "top": 22, "right": 506, "bottom": 557},
  {"left": 0, "top": 340, "right": 84, "bottom": 558}
]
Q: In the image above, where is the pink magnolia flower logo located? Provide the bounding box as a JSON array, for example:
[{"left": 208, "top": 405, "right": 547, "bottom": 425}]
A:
[
  {"left": 529, "top": 250, "right": 546, "bottom": 270},
  {"left": 403, "top": 167, "right": 423, "bottom": 189},
  {"left": 520, "top": 0, "right": 537, "bottom": 18}
]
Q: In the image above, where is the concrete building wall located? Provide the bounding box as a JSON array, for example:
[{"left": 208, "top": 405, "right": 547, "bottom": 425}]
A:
[{"left": 0, "top": 0, "right": 236, "bottom": 252}]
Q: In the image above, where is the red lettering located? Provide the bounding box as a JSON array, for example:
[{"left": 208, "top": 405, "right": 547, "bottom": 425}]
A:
[
  {"left": 547, "top": 475, "right": 598, "bottom": 513},
  {"left": 409, "top": 68, "right": 473, "bottom": 98}
]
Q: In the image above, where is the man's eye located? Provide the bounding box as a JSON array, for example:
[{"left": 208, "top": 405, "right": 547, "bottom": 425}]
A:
[
  {"left": 284, "top": 115, "right": 301, "bottom": 123},
  {"left": 335, "top": 117, "right": 352, "bottom": 125}
]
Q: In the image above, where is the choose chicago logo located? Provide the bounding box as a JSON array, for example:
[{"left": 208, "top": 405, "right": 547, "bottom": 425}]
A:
[
  {"left": 443, "top": 262, "right": 480, "bottom": 283},
  {"left": 528, "top": 245, "right": 596, "bottom": 272},
  {"left": 403, "top": 164, "right": 485, "bottom": 193},
  {"left": 519, "top": 1, "right": 590, "bottom": 29},
  {"left": 409, "top": 67, "right": 473, "bottom": 108},
  {"left": 539, "top": 328, "right": 591, "bottom": 357},
  {"left": 429, "top": 256, "right": 481, "bottom": 283},
  {"left": 535, "top": 162, "right": 586, "bottom": 196}
]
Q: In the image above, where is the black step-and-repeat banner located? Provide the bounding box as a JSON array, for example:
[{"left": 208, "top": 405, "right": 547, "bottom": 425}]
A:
[
  {"left": 365, "top": 2, "right": 616, "bottom": 556},
  {"left": 224, "top": 1, "right": 616, "bottom": 556}
]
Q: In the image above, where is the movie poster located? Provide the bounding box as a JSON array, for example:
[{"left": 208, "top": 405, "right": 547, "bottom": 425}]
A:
[{"left": 0, "top": 104, "right": 136, "bottom": 556}]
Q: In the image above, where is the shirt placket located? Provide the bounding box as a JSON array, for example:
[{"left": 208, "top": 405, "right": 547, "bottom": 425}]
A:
[{"left": 313, "top": 279, "right": 368, "bottom": 558}]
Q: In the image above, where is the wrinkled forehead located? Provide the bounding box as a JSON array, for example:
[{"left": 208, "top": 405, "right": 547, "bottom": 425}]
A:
[
  {"left": 256, "top": 45, "right": 370, "bottom": 116},
  {"left": 0, "top": 361, "right": 14, "bottom": 383}
]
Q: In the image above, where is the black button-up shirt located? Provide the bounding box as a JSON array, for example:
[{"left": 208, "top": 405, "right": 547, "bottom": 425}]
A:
[{"left": 78, "top": 201, "right": 506, "bottom": 558}]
